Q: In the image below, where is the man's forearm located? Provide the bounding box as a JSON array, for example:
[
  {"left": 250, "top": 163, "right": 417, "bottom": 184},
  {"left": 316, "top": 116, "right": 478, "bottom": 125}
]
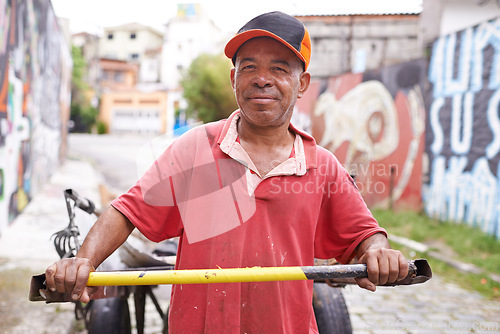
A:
[{"left": 76, "top": 205, "right": 135, "bottom": 268}]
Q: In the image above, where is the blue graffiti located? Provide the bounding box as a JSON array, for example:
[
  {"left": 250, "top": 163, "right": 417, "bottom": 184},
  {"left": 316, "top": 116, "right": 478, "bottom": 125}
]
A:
[
  {"left": 425, "top": 18, "right": 500, "bottom": 238},
  {"left": 429, "top": 19, "right": 500, "bottom": 98},
  {"left": 424, "top": 156, "right": 499, "bottom": 237}
]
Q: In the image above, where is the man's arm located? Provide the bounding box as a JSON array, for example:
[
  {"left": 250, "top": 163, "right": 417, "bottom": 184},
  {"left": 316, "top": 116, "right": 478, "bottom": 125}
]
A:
[
  {"left": 45, "top": 205, "right": 135, "bottom": 303},
  {"left": 354, "top": 232, "right": 408, "bottom": 291}
]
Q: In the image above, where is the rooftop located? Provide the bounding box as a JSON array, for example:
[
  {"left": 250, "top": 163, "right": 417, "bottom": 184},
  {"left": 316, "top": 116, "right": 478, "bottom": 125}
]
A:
[{"left": 289, "top": 0, "right": 422, "bottom": 17}]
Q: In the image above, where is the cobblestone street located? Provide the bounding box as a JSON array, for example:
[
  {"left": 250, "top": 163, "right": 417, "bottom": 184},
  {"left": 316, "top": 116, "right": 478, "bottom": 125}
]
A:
[{"left": 343, "top": 275, "right": 500, "bottom": 333}]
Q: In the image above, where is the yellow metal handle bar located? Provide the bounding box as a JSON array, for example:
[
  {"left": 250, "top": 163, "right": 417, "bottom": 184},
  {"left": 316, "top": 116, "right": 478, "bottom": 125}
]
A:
[{"left": 87, "top": 266, "right": 308, "bottom": 286}]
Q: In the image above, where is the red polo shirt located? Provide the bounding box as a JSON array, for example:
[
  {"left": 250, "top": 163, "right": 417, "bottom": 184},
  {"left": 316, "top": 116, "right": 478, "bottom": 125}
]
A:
[{"left": 112, "top": 110, "right": 386, "bottom": 333}]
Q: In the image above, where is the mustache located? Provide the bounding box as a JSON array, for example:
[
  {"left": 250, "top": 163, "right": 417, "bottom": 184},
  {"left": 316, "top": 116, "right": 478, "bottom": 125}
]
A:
[{"left": 243, "top": 89, "right": 280, "bottom": 100}]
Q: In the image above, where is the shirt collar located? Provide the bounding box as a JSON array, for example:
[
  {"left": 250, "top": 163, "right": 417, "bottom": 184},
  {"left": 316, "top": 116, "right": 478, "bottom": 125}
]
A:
[{"left": 218, "top": 110, "right": 317, "bottom": 176}]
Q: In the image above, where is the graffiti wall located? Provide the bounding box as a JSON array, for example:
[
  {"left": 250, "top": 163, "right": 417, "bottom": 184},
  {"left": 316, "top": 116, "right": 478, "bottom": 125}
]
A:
[
  {"left": 295, "top": 59, "right": 427, "bottom": 210},
  {"left": 0, "top": 0, "right": 72, "bottom": 234},
  {"left": 424, "top": 18, "right": 500, "bottom": 238}
]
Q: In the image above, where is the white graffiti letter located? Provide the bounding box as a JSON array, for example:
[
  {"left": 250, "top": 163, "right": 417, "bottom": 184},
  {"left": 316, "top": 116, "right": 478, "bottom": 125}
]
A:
[
  {"left": 444, "top": 28, "right": 473, "bottom": 96},
  {"left": 429, "top": 36, "right": 446, "bottom": 97},
  {"left": 430, "top": 97, "right": 445, "bottom": 155},
  {"left": 471, "top": 20, "right": 500, "bottom": 92},
  {"left": 450, "top": 93, "right": 474, "bottom": 154},
  {"left": 486, "top": 88, "right": 500, "bottom": 158}
]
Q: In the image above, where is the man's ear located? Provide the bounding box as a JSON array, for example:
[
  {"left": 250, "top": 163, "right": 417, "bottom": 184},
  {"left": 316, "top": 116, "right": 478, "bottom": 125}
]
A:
[
  {"left": 230, "top": 67, "right": 236, "bottom": 91},
  {"left": 297, "top": 71, "right": 311, "bottom": 99}
]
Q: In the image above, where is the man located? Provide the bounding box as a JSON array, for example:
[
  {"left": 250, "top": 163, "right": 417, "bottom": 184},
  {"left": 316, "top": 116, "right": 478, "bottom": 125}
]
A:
[{"left": 46, "top": 11, "right": 408, "bottom": 333}]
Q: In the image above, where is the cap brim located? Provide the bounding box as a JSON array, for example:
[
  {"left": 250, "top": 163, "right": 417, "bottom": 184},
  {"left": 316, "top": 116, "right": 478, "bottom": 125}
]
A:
[{"left": 224, "top": 29, "right": 307, "bottom": 66}]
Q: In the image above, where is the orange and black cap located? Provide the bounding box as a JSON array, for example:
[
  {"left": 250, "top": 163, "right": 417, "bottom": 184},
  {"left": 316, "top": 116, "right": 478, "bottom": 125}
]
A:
[{"left": 224, "top": 11, "right": 311, "bottom": 70}]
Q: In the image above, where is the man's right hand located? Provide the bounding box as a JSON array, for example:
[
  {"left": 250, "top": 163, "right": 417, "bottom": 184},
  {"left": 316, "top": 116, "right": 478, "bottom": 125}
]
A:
[
  {"left": 45, "top": 257, "right": 96, "bottom": 303},
  {"left": 44, "top": 206, "right": 136, "bottom": 303}
]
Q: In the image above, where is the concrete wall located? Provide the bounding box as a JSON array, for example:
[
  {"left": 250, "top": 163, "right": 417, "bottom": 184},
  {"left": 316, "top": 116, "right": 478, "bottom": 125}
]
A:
[
  {"left": 0, "top": 0, "right": 72, "bottom": 234},
  {"left": 295, "top": 59, "right": 427, "bottom": 210},
  {"left": 422, "top": 0, "right": 500, "bottom": 46},
  {"left": 300, "top": 15, "right": 423, "bottom": 79},
  {"left": 424, "top": 17, "right": 500, "bottom": 238}
]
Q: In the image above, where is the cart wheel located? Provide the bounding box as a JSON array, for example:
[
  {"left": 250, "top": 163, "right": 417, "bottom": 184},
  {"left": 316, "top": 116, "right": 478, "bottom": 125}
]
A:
[
  {"left": 313, "top": 283, "right": 352, "bottom": 334},
  {"left": 86, "top": 297, "right": 132, "bottom": 334}
]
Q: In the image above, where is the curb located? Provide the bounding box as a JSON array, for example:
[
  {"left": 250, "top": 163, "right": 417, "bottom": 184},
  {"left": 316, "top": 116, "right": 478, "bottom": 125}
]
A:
[{"left": 388, "top": 234, "right": 500, "bottom": 284}]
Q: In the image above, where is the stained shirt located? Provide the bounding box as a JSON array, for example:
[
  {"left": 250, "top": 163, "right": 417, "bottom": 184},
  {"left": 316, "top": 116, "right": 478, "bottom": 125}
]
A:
[{"left": 111, "top": 110, "right": 386, "bottom": 333}]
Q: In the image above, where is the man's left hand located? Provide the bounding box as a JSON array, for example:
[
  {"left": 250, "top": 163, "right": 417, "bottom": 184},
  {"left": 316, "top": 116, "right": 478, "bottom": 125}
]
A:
[{"left": 355, "top": 235, "right": 409, "bottom": 291}]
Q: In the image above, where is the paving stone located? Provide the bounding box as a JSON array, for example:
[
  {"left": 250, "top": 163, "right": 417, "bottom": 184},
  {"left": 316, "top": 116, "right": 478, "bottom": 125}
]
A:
[
  {"left": 408, "top": 330, "right": 443, "bottom": 334},
  {"left": 372, "top": 330, "right": 407, "bottom": 334},
  {"left": 351, "top": 318, "right": 373, "bottom": 331},
  {"left": 396, "top": 312, "right": 426, "bottom": 321},
  {"left": 349, "top": 304, "right": 375, "bottom": 314},
  {"left": 424, "top": 313, "right": 456, "bottom": 323},
  {"left": 352, "top": 330, "right": 373, "bottom": 334}
]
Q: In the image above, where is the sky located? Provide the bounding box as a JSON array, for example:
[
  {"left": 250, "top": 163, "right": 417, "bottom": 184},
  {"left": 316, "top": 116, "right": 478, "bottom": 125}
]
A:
[{"left": 51, "top": 0, "right": 423, "bottom": 35}]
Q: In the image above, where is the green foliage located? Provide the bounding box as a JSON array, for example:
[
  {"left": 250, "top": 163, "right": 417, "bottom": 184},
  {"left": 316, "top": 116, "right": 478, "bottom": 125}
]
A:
[
  {"left": 71, "top": 46, "right": 87, "bottom": 93},
  {"left": 96, "top": 120, "right": 108, "bottom": 134},
  {"left": 181, "top": 53, "right": 238, "bottom": 123},
  {"left": 70, "top": 103, "right": 98, "bottom": 133},
  {"left": 70, "top": 45, "right": 98, "bottom": 133}
]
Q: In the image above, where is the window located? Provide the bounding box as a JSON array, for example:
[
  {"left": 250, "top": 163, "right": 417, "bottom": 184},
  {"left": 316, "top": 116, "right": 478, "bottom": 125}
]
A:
[
  {"left": 107, "top": 33, "right": 114, "bottom": 40},
  {"left": 114, "top": 71, "right": 124, "bottom": 82},
  {"left": 130, "top": 32, "right": 136, "bottom": 39},
  {"left": 101, "top": 70, "right": 112, "bottom": 80},
  {"left": 130, "top": 53, "right": 139, "bottom": 60}
]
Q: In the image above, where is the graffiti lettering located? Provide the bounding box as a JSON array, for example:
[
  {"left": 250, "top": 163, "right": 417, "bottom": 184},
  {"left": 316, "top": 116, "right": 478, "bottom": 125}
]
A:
[
  {"left": 430, "top": 20, "right": 500, "bottom": 98},
  {"left": 425, "top": 157, "right": 498, "bottom": 237},
  {"left": 425, "top": 18, "right": 500, "bottom": 237}
]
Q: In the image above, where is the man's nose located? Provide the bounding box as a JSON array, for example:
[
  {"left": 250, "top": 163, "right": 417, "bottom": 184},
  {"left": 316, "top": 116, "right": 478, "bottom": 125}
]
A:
[{"left": 251, "top": 69, "right": 273, "bottom": 87}]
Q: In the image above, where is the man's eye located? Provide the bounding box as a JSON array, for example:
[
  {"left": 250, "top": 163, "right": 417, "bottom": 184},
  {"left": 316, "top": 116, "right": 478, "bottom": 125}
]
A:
[
  {"left": 273, "top": 67, "right": 287, "bottom": 73},
  {"left": 241, "top": 65, "right": 255, "bottom": 70}
]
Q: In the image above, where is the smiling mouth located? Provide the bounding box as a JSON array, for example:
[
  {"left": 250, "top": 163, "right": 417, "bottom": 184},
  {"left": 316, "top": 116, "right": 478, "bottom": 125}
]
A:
[{"left": 247, "top": 95, "right": 277, "bottom": 104}]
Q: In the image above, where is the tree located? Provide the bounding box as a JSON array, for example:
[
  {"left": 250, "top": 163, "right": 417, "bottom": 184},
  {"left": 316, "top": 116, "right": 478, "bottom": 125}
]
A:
[
  {"left": 70, "top": 45, "right": 98, "bottom": 133},
  {"left": 181, "top": 53, "right": 238, "bottom": 123}
]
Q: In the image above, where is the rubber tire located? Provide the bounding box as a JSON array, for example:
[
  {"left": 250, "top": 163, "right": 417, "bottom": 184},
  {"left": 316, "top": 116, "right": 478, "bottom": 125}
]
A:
[
  {"left": 86, "top": 297, "right": 132, "bottom": 334},
  {"left": 313, "top": 283, "right": 352, "bottom": 334}
]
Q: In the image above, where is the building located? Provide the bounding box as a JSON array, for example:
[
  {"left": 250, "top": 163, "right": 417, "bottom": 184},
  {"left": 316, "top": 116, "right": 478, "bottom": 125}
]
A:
[
  {"left": 99, "top": 90, "right": 168, "bottom": 134},
  {"left": 160, "top": 4, "right": 227, "bottom": 134},
  {"left": 72, "top": 23, "right": 168, "bottom": 135},
  {"left": 99, "top": 58, "right": 139, "bottom": 91},
  {"left": 97, "top": 58, "right": 169, "bottom": 134},
  {"left": 72, "top": 32, "right": 100, "bottom": 89},
  {"left": 298, "top": 13, "right": 423, "bottom": 78},
  {"left": 99, "top": 22, "right": 164, "bottom": 79},
  {"left": 421, "top": 0, "right": 500, "bottom": 45},
  {"left": 161, "top": 4, "right": 226, "bottom": 90}
]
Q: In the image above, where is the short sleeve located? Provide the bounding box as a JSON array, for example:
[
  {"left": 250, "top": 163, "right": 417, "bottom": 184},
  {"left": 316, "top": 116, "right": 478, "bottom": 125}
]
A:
[
  {"left": 314, "top": 149, "right": 386, "bottom": 263},
  {"left": 111, "top": 140, "right": 184, "bottom": 242}
]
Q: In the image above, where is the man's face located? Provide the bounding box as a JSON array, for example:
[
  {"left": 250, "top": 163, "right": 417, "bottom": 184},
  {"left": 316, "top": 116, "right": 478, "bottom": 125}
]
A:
[{"left": 230, "top": 37, "right": 310, "bottom": 129}]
